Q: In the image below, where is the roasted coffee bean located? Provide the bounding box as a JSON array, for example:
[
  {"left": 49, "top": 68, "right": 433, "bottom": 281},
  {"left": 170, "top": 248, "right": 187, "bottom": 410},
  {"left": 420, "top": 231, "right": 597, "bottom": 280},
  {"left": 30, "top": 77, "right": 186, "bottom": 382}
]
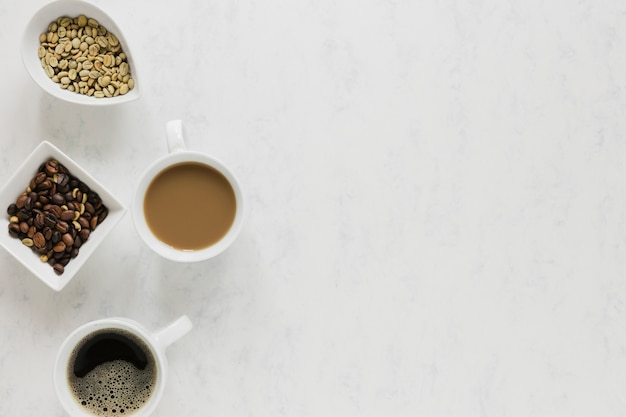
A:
[
  {"left": 16, "top": 208, "right": 30, "bottom": 222},
  {"left": 49, "top": 205, "right": 63, "bottom": 218},
  {"left": 51, "top": 230, "right": 61, "bottom": 244},
  {"left": 87, "top": 191, "right": 100, "bottom": 204},
  {"left": 7, "top": 204, "right": 18, "bottom": 216},
  {"left": 57, "top": 183, "right": 70, "bottom": 194},
  {"left": 84, "top": 202, "right": 95, "bottom": 215},
  {"left": 27, "top": 226, "right": 36, "bottom": 239},
  {"left": 43, "top": 226, "right": 53, "bottom": 240},
  {"left": 90, "top": 215, "right": 98, "bottom": 230},
  {"left": 19, "top": 221, "right": 29, "bottom": 234},
  {"left": 53, "top": 263, "right": 64, "bottom": 275},
  {"left": 60, "top": 210, "right": 75, "bottom": 221},
  {"left": 56, "top": 173, "right": 69, "bottom": 187},
  {"left": 34, "top": 211, "right": 45, "bottom": 229},
  {"left": 16, "top": 195, "right": 28, "bottom": 209},
  {"left": 51, "top": 193, "right": 64, "bottom": 205},
  {"left": 34, "top": 171, "right": 47, "bottom": 184},
  {"left": 53, "top": 241, "right": 66, "bottom": 253},
  {"left": 73, "top": 235, "right": 82, "bottom": 249},
  {"left": 56, "top": 220, "right": 69, "bottom": 233},
  {"left": 8, "top": 223, "right": 20, "bottom": 237},
  {"left": 70, "top": 247, "right": 79, "bottom": 258},
  {"left": 78, "top": 216, "right": 90, "bottom": 230},
  {"left": 79, "top": 228, "right": 90, "bottom": 241},
  {"left": 33, "top": 232, "right": 46, "bottom": 248},
  {"left": 38, "top": 179, "right": 53, "bottom": 190},
  {"left": 45, "top": 160, "right": 59, "bottom": 175},
  {"left": 98, "top": 208, "right": 108, "bottom": 223},
  {"left": 24, "top": 196, "right": 34, "bottom": 210},
  {"left": 62, "top": 233, "right": 74, "bottom": 247},
  {"left": 78, "top": 182, "right": 89, "bottom": 193},
  {"left": 44, "top": 212, "right": 57, "bottom": 228}
]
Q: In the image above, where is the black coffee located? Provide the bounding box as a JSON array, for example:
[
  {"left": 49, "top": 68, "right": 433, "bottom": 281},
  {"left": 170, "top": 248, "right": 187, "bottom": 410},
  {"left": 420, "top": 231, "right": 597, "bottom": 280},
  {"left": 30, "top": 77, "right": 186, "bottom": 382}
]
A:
[{"left": 67, "top": 328, "right": 157, "bottom": 416}]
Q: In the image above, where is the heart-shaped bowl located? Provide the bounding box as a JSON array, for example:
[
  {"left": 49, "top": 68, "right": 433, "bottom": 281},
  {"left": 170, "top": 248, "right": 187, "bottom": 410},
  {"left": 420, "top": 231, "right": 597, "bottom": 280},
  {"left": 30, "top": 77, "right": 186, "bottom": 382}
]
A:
[
  {"left": 22, "top": 0, "right": 140, "bottom": 105},
  {"left": 0, "top": 141, "right": 126, "bottom": 291}
]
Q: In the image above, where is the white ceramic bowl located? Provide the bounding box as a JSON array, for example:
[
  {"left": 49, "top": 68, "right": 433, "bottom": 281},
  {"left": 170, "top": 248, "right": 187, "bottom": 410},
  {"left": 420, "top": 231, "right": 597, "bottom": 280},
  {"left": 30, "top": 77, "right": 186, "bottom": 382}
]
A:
[
  {"left": 0, "top": 141, "right": 125, "bottom": 291},
  {"left": 22, "top": 0, "right": 140, "bottom": 105}
]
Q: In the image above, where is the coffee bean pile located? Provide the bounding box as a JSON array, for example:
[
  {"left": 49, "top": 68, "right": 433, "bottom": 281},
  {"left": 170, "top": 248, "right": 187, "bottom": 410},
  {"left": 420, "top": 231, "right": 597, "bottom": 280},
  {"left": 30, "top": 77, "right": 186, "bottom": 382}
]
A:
[
  {"left": 6, "top": 159, "right": 109, "bottom": 275},
  {"left": 39, "top": 15, "right": 135, "bottom": 98}
]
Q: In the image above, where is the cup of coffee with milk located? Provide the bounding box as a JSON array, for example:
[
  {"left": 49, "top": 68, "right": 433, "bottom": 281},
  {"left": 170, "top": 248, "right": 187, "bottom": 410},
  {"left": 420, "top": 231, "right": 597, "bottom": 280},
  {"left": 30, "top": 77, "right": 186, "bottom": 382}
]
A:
[{"left": 132, "top": 120, "right": 245, "bottom": 261}]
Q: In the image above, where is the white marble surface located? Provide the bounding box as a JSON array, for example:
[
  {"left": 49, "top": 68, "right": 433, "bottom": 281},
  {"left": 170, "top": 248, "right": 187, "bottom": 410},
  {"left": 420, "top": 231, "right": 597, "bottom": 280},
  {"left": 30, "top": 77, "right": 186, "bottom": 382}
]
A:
[{"left": 1, "top": 0, "right": 626, "bottom": 415}]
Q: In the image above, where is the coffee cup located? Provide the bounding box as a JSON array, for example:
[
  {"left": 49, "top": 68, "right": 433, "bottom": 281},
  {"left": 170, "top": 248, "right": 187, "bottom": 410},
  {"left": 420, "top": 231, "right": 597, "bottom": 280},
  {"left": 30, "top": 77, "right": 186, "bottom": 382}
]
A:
[
  {"left": 54, "top": 315, "right": 192, "bottom": 417},
  {"left": 132, "top": 120, "right": 245, "bottom": 262}
]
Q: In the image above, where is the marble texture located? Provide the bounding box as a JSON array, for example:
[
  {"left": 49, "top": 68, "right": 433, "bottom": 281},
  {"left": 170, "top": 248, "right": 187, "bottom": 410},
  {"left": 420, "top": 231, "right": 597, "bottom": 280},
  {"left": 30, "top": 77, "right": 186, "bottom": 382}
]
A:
[{"left": 1, "top": 0, "right": 626, "bottom": 415}]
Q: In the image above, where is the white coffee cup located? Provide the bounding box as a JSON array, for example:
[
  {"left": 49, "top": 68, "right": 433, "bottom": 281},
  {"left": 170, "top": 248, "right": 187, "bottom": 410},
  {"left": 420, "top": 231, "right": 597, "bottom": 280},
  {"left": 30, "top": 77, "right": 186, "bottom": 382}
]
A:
[
  {"left": 132, "top": 120, "right": 245, "bottom": 262},
  {"left": 53, "top": 315, "right": 192, "bottom": 417}
]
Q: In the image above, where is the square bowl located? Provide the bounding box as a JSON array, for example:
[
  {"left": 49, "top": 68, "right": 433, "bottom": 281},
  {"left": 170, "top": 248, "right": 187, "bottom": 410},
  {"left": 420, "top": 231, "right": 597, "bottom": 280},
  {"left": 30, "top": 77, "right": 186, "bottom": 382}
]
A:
[
  {"left": 0, "top": 141, "right": 125, "bottom": 291},
  {"left": 22, "top": 0, "right": 140, "bottom": 105}
]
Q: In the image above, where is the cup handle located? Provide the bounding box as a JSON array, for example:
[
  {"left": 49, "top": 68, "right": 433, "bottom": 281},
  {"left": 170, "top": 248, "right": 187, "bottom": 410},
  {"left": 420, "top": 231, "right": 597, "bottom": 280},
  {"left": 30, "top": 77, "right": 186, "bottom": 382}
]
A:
[
  {"left": 152, "top": 315, "right": 193, "bottom": 350},
  {"left": 166, "top": 120, "right": 186, "bottom": 153}
]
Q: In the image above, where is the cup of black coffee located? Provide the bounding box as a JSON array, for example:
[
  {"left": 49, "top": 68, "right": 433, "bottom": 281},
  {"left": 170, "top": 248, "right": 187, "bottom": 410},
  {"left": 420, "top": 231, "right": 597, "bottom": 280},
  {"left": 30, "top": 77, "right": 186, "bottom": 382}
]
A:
[{"left": 54, "top": 315, "right": 192, "bottom": 416}]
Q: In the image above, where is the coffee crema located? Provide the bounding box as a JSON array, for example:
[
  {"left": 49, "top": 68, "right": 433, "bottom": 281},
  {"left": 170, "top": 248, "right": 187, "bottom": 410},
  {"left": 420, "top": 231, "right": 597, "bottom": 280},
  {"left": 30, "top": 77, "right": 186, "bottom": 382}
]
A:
[
  {"left": 143, "top": 162, "right": 236, "bottom": 250},
  {"left": 67, "top": 328, "right": 157, "bottom": 416}
]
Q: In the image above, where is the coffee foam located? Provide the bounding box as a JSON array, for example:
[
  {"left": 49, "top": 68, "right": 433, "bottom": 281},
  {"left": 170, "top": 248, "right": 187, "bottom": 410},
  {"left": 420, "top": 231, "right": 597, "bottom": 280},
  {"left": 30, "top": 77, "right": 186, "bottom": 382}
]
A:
[{"left": 67, "top": 330, "right": 157, "bottom": 416}]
